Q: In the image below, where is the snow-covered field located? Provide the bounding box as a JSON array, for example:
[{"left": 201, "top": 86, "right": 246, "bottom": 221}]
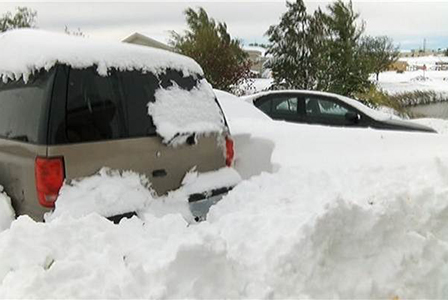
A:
[
  {"left": 377, "top": 70, "right": 448, "bottom": 95},
  {"left": 1, "top": 91, "right": 448, "bottom": 298},
  {"left": 245, "top": 56, "right": 448, "bottom": 98}
]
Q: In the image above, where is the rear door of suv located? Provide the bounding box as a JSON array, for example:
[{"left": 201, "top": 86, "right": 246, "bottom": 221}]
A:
[{"left": 46, "top": 66, "right": 226, "bottom": 197}]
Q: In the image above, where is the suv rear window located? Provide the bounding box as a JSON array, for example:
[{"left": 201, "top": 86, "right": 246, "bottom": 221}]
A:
[
  {"left": 66, "top": 68, "right": 127, "bottom": 143},
  {"left": 60, "top": 66, "right": 201, "bottom": 144},
  {"left": 0, "top": 70, "right": 55, "bottom": 144}
]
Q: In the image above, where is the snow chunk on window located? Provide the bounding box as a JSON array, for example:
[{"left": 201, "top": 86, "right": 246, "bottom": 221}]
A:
[
  {"left": 0, "top": 185, "right": 15, "bottom": 231},
  {"left": 0, "top": 29, "right": 203, "bottom": 82},
  {"left": 149, "top": 80, "right": 226, "bottom": 144},
  {"left": 46, "top": 168, "right": 156, "bottom": 221}
]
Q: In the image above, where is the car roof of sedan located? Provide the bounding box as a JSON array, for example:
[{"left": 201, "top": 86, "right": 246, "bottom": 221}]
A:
[{"left": 0, "top": 29, "right": 203, "bottom": 83}]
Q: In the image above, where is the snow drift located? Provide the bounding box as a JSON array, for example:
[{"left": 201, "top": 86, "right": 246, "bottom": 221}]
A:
[{"left": 2, "top": 89, "right": 448, "bottom": 298}]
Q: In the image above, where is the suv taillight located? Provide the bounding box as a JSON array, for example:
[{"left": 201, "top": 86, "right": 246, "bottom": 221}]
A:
[
  {"left": 225, "top": 136, "right": 235, "bottom": 167},
  {"left": 35, "top": 157, "right": 65, "bottom": 208}
]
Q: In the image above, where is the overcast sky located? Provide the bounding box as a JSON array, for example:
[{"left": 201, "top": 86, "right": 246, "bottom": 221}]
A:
[{"left": 1, "top": 1, "right": 447, "bottom": 51}]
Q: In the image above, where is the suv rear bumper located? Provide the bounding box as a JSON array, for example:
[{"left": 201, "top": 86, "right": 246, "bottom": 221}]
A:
[{"left": 188, "top": 186, "right": 233, "bottom": 221}]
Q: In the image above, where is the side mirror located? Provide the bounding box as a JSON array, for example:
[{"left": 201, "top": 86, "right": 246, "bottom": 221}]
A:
[{"left": 345, "top": 111, "right": 360, "bottom": 123}]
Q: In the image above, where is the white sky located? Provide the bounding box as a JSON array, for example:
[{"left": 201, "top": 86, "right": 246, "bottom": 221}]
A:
[{"left": 0, "top": 1, "right": 447, "bottom": 50}]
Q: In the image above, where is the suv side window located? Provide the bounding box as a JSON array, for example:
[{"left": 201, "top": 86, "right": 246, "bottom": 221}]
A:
[
  {"left": 0, "top": 69, "right": 54, "bottom": 144},
  {"left": 66, "top": 68, "right": 127, "bottom": 143}
]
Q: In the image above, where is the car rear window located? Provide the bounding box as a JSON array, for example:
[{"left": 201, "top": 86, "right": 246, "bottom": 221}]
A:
[
  {"left": 0, "top": 69, "right": 55, "bottom": 144},
  {"left": 61, "top": 66, "right": 202, "bottom": 144},
  {"left": 66, "top": 68, "right": 127, "bottom": 143}
]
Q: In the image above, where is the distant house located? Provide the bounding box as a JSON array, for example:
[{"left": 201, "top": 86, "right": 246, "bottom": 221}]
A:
[
  {"left": 388, "top": 61, "right": 409, "bottom": 72},
  {"left": 243, "top": 46, "right": 270, "bottom": 77},
  {"left": 122, "top": 32, "right": 173, "bottom": 52}
]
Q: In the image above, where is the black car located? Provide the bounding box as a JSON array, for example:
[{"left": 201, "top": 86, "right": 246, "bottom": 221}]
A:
[{"left": 245, "top": 90, "right": 436, "bottom": 133}]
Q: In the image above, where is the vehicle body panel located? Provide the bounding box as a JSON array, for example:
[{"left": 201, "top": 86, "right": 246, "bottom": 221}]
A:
[
  {"left": 47, "top": 135, "right": 225, "bottom": 196},
  {"left": 0, "top": 139, "right": 47, "bottom": 218}
]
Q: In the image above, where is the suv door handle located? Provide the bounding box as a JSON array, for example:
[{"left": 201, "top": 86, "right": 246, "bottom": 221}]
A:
[{"left": 152, "top": 169, "right": 167, "bottom": 178}]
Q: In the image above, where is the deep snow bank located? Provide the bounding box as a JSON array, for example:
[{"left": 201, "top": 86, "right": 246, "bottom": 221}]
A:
[
  {"left": 46, "top": 168, "right": 156, "bottom": 221},
  {"left": 2, "top": 95, "right": 448, "bottom": 298},
  {"left": 1, "top": 160, "right": 448, "bottom": 298}
]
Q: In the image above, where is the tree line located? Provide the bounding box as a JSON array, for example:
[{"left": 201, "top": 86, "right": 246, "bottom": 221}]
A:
[
  {"left": 171, "top": 0, "right": 400, "bottom": 97},
  {"left": 0, "top": 3, "right": 435, "bottom": 102}
]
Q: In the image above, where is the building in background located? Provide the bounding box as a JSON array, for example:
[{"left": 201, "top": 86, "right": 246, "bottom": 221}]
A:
[
  {"left": 122, "top": 32, "right": 173, "bottom": 52},
  {"left": 243, "top": 45, "right": 270, "bottom": 78}
]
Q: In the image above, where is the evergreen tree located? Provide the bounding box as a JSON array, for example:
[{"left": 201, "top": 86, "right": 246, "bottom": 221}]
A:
[
  {"left": 266, "top": 0, "right": 384, "bottom": 97},
  {"left": 0, "top": 7, "right": 37, "bottom": 32},
  {"left": 170, "top": 7, "right": 251, "bottom": 92},
  {"left": 361, "top": 36, "right": 400, "bottom": 80},
  {"left": 265, "top": 0, "right": 316, "bottom": 89},
  {"left": 321, "top": 0, "right": 371, "bottom": 96}
]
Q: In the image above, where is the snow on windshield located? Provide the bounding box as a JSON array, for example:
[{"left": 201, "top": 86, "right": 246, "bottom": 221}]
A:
[
  {"left": 149, "top": 80, "right": 226, "bottom": 144},
  {"left": 0, "top": 29, "right": 203, "bottom": 82}
]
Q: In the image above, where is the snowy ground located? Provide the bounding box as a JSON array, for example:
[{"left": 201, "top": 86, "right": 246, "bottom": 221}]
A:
[
  {"left": 244, "top": 56, "right": 448, "bottom": 97},
  {"left": 2, "top": 92, "right": 448, "bottom": 298},
  {"left": 377, "top": 70, "right": 448, "bottom": 95}
]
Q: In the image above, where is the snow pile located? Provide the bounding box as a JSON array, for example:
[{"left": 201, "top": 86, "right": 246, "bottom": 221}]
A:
[
  {"left": 46, "top": 167, "right": 240, "bottom": 223},
  {"left": 206, "top": 160, "right": 448, "bottom": 299},
  {"left": 3, "top": 93, "right": 448, "bottom": 297},
  {"left": 214, "top": 89, "right": 271, "bottom": 130},
  {"left": 2, "top": 160, "right": 448, "bottom": 298},
  {"left": 0, "top": 186, "right": 14, "bottom": 232},
  {"left": 47, "top": 168, "right": 156, "bottom": 220},
  {"left": 149, "top": 80, "right": 226, "bottom": 144},
  {"left": 378, "top": 70, "right": 448, "bottom": 96},
  {"left": 180, "top": 167, "right": 241, "bottom": 196},
  {"left": 0, "top": 29, "right": 203, "bottom": 82}
]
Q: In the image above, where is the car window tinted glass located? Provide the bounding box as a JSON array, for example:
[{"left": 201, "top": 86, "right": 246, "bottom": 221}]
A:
[
  {"left": 273, "top": 97, "right": 298, "bottom": 114},
  {"left": 0, "top": 69, "right": 54, "bottom": 143},
  {"left": 119, "top": 71, "right": 159, "bottom": 137},
  {"left": 159, "top": 69, "right": 198, "bottom": 90},
  {"left": 257, "top": 99, "right": 271, "bottom": 114},
  {"left": 67, "top": 68, "right": 127, "bottom": 143},
  {"left": 305, "top": 97, "right": 349, "bottom": 117},
  {"left": 65, "top": 67, "right": 202, "bottom": 143}
]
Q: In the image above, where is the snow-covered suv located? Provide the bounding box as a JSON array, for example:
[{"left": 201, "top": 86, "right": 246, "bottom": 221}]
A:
[{"left": 0, "top": 29, "right": 239, "bottom": 221}]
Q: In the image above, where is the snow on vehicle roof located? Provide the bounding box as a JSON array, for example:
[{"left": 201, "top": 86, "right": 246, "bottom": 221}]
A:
[
  {"left": 243, "top": 90, "right": 395, "bottom": 121},
  {"left": 0, "top": 29, "right": 203, "bottom": 82}
]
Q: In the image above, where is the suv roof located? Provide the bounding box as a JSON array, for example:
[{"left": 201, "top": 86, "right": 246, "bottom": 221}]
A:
[{"left": 0, "top": 29, "right": 202, "bottom": 82}]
